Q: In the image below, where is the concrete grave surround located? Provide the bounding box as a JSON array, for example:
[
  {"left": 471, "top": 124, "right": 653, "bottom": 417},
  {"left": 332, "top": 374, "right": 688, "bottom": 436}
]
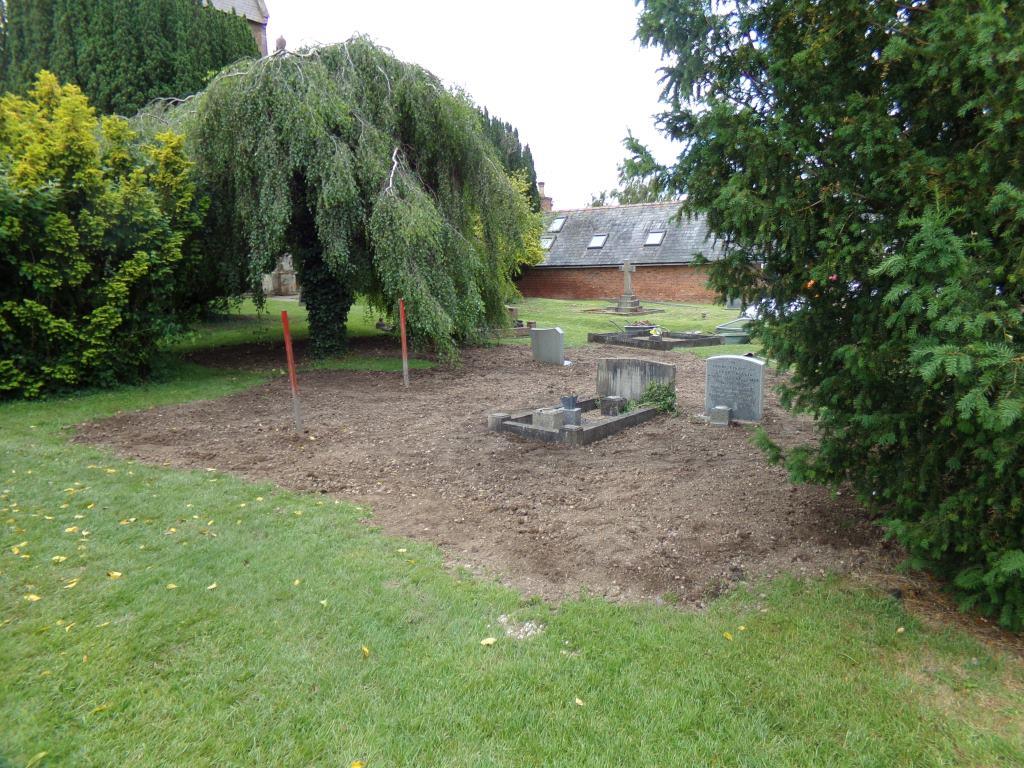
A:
[
  {"left": 596, "top": 358, "right": 677, "bottom": 402},
  {"left": 530, "top": 327, "right": 565, "bottom": 365},
  {"left": 488, "top": 397, "right": 659, "bottom": 447},
  {"left": 705, "top": 355, "right": 766, "bottom": 422}
]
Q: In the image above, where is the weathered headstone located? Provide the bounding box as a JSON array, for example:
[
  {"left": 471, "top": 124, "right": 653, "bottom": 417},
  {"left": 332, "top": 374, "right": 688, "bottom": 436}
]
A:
[
  {"left": 705, "top": 355, "right": 765, "bottom": 422},
  {"left": 597, "top": 358, "right": 676, "bottom": 402},
  {"left": 530, "top": 327, "right": 564, "bottom": 365}
]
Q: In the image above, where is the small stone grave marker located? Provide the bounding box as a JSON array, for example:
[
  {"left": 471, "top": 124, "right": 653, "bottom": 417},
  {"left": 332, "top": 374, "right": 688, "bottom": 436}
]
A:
[
  {"left": 530, "top": 327, "right": 565, "bottom": 365},
  {"left": 597, "top": 358, "right": 676, "bottom": 402},
  {"left": 705, "top": 355, "right": 765, "bottom": 422}
]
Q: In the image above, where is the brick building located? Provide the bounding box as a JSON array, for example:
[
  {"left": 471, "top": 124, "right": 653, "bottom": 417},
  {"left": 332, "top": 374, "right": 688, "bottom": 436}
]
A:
[
  {"left": 207, "top": 0, "right": 270, "bottom": 56},
  {"left": 517, "top": 201, "right": 725, "bottom": 303}
]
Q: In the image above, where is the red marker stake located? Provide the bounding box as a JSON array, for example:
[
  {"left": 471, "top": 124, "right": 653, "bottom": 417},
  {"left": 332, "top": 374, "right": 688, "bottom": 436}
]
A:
[
  {"left": 398, "top": 298, "right": 410, "bottom": 388},
  {"left": 281, "top": 310, "right": 303, "bottom": 432}
]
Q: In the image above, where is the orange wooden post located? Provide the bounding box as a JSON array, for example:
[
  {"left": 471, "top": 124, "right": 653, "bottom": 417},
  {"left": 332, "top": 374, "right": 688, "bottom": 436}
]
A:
[
  {"left": 281, "top": 310, "right": 303, "bottom": 431},
  {"left": 398, "top": 298, "right": 410, "bottom": 387}
]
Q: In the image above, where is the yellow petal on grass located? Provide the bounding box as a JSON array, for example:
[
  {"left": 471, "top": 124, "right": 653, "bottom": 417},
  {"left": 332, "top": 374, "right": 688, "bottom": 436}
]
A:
[
  {"left": 292, "top": 579, "right": 301, "bottom": 586},
  {"left": 480, "top": 637, "right": 497, "bottom": 647},
  {"left": 64, "top": 578, "right": 80, "bottom": 589},
  {"left": 361, "top": 645, "right": 371, "bottom": 659},
  {"left": 64, "top": 526, "right": 79, "bottom": 534},
  {"left": 166, "top": 583, "right": 177, "bottom": 590},
  {"left": 107, "top": 571, "right": 122, "bottom": 580},
  {"left": 319, "top": 599, "right": 327, "bottom": 607},
  {"left": 207, "top": 582, "right": 218, "bottom": 590},
  {"left": 350, "top": 761, "right": 366, "bottom": 768},
  {"left": 90, "top": 704, "right": 109, "bottom": 714},
  {"left": 25, "top": 593, "right": 42, "bottom": 602},
  {"left": 574, "top": 697, "right": 585, "bottom": 707},
  {"left": 896, "top": 626, "right": 905, "bottom": 634},
  {"left": 118, "top": 518, "right": 136, "bottom": 525},
  {"left": 86, "top": 503, "right": 95, "bottom": 510},
  {"left": 51, "top": 555, "right": 67, "bottom": 563},
  {"left": 723, "top": 632, "right": 734, "bottom": 641}
]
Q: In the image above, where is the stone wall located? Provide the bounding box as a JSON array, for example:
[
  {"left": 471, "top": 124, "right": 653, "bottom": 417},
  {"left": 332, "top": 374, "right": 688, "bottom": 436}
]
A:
[{"left": 516, "top": 265, "right": 716, "bottom": 303}]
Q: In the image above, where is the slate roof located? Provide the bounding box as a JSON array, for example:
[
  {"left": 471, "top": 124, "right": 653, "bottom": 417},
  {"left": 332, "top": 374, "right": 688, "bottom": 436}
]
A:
[
  {"left": 537, "top": 201, "right": 724, "bottom": 268},
  {"left": 207, "top": 0, "right": 268, "bottom": 24}
]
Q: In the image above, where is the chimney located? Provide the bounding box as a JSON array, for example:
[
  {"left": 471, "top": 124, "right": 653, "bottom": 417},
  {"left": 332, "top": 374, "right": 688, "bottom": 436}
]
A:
[{"left": 538, "top": 181, "right": 553, "bottom": 213}]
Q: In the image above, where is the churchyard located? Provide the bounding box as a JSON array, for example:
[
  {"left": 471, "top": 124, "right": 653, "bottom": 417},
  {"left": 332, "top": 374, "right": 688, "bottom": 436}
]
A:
[{"left": 4, "top": 296, "right": 1023, "bottom": 766}]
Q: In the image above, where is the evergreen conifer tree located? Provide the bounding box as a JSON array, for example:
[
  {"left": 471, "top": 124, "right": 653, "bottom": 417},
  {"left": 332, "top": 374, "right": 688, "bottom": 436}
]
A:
[{"left": 0, "top": 0, "right": 259, "bottom": 115}]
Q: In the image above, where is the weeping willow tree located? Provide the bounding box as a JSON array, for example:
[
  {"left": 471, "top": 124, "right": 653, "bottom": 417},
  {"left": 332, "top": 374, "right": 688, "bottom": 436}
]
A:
[{"left": 140, "top": 37, "right": 542, "bottom": 357}]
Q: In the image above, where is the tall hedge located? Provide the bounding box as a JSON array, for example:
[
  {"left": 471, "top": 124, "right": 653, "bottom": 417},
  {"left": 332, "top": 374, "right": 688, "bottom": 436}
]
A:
[
  {"left": 0, "top": 0, "right": 258, "bottom": 115},
  {"left": 634, "top": 0, "right": 1024, "bottom": 627},
  {"left": 0, "top": 71, "right": 204, "bottom": 397}
]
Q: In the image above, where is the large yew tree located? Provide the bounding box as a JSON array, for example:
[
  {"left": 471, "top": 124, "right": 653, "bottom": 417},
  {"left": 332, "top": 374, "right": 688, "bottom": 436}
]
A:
[{"left": 634, "top": 0, "right": 1024, "bottom": 626}]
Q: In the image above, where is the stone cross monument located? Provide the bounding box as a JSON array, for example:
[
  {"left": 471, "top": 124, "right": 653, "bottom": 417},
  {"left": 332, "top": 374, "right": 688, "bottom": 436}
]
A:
[
  {"left": 616, "top": 258, "right": 640, "bottom": 312},
  {"left": 619, "top": 258, "right": 635, "bottom": 294}
]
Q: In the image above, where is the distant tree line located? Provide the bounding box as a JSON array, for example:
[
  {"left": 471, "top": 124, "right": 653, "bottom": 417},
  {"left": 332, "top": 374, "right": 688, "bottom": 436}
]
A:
[{"left": 0, "top": 0, "right": 258, "bottom": 115}]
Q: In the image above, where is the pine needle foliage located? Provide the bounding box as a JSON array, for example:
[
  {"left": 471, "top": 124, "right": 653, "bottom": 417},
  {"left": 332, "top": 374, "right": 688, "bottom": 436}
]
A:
[
  {"left": 140, "top": 38, "right": 540, "bottom": 358},
  {"left": 635, "top": 1, "right": 1024, "bottom": 627}
]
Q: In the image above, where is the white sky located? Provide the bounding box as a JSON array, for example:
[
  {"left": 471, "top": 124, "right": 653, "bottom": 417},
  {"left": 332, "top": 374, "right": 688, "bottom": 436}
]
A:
[{"left": 265, "top": 0, "right": 679, "bottom": 210}]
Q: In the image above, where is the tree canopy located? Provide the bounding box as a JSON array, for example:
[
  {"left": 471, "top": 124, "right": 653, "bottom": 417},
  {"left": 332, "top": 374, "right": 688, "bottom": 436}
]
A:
[
  {"left": 634, "top": 0, "right": 1024, "bottom": 626},
  {"left": 140, "top": 37, "right": 541, "bottom": 358},
  {"left": 0, "top": 0, "right": 259, "bottom": 115}
]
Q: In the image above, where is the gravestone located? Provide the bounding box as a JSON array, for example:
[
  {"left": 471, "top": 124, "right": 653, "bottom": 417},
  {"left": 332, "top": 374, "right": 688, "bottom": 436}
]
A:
[
  {"left": 705, "top": 355, "right": 765, "bottom": 422},
  {"left": 597, "top": 358, "right": 676, "bottom": 402},
  {"left": 530, "top": 327, "right": 564, "bottom": 365}
]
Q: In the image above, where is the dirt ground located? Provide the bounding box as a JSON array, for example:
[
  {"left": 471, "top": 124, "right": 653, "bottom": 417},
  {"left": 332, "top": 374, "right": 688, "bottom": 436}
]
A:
[{"left": 75, "top": 341, "right": 903, "bottom": 605}]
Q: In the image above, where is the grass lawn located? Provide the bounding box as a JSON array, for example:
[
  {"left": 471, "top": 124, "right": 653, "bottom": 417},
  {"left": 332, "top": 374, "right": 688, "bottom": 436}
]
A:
[
  {"left": 2, "top": 299, "right": 1022, "bottom": 767},
  {"left": 508, "top": 297, "right": 760, "bottom": 356}
]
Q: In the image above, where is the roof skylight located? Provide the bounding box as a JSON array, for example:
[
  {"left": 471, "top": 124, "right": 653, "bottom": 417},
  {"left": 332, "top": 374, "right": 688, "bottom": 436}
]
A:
[
  {"left": 588, "top": 234, "right": 608, "bottom": 249},
  {"left": 540, "top": 236, "right": 555, "bottom": 249},
  {"left": 548, "top": 217, "right": 567, "bottom": 233},
  {"left": 645, "top": 231, "right": 666, "bottom": 246}
]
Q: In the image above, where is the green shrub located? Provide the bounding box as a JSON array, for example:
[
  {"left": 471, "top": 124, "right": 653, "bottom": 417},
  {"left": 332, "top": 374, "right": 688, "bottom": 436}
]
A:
[
  {"left": 632, "top": 381, "right": 677, "bottom": 414},
  {"left": 0, "top": 71, "right": 203, "bottom": 397}
]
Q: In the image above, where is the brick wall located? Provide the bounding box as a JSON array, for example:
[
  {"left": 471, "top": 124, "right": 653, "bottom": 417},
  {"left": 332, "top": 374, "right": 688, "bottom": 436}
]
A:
[{"left": 517, "top": 265, "right": 717, "bottom": 303}]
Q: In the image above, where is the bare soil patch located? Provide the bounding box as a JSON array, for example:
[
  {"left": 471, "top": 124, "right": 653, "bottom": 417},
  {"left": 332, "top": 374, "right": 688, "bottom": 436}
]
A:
[{"left": 76, "top": 344, "right": 898, "bottom": 604}]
